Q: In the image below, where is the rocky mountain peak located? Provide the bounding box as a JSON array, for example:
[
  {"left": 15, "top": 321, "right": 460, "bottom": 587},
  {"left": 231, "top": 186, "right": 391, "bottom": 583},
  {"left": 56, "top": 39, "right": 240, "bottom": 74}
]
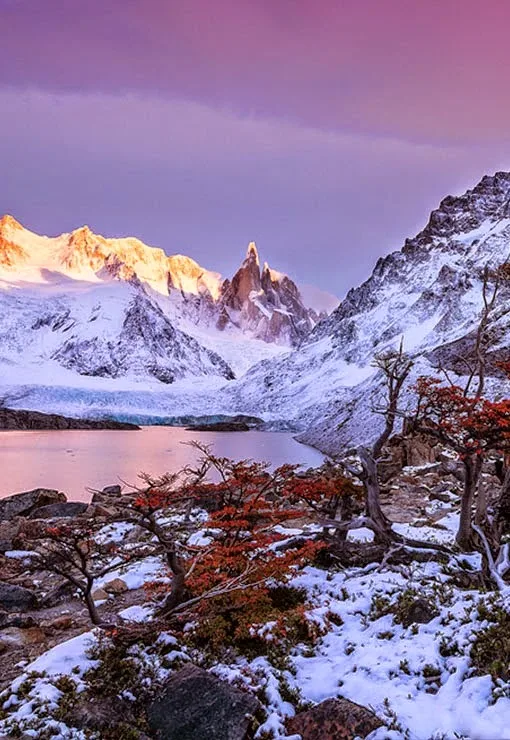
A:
[{"left": 245, "top": 241, "right": 260, "bottom": 265}]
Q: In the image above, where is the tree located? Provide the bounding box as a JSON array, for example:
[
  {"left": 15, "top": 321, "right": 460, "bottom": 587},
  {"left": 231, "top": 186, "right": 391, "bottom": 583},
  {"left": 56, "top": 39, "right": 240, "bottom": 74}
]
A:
[
  {"left": 19, "top": 520, "right": 130, "bottom": 625},
  {"left": 411, "top": 373, "right": 510, "bottom": 550},
  {"left": 409, "top": 263, "right": 510, "bottom": 551},
  {"left": 355, "top": 341, "right": 414, "bottom": 544},
  {"left": 122, "top": 445, "right": 322, "bottom": 626},
  {"left": 284, "top": 462, "right": 362, "bottom": 540}
]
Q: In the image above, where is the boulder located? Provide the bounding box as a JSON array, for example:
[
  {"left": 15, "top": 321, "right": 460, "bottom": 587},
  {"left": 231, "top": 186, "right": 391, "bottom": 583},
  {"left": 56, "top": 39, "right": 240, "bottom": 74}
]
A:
[
  {"left": 28, "top": 501, "right": 88, "bottom": 519},
  {"left": 92, "top": 588, "right": 109, "bottom": 601},
  {"left": 147, "top": 664, "right": 260, "bottom": 740},
  {"left": 102, "top": 485, "right": 122, "bottom": 496},
  {"left": 0, "top": 581, "right": 38, "bottom": 612},
  {"left": 103, "top": 578, "right": 128, "bottom": 595},
  {"left": 0, "top": 488, "right": 66, "bottom": 521},
  {"left": 91, "top": 485, "right": 122, "bottom": 504},
  {"left": 287, "top": 697, "right": 383, "bottom": 739}
]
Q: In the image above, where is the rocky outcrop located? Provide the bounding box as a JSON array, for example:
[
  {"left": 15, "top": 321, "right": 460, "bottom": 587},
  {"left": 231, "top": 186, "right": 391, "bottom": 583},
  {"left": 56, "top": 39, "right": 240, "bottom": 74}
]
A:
[
  {"left": 0, "top": 408, "right": 139, "bottom": 431},
  {"left": 147, "top": 665, "right": 260, "bottom": 740},
  {"left": 0, "top": 488, "right": 65, "bottom": 521},
  {"left": 220, "top": 243, "right": 316, "bottom": 345},
  {"left": 287, "top": 697, "right": 383, "bottom": 739}
]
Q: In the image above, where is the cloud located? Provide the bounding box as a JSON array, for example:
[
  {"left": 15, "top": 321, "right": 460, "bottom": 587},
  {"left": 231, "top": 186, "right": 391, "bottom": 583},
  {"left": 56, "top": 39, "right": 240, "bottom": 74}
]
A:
[{"left": 3, "top": 0, "right": 510, "bottom": 145}]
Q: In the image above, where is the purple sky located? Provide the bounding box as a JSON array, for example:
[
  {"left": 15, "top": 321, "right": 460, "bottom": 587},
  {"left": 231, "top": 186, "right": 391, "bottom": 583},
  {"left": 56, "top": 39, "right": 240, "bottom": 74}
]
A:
[{"left": 2, "top": 0, "right": 510, "bottom": 294}]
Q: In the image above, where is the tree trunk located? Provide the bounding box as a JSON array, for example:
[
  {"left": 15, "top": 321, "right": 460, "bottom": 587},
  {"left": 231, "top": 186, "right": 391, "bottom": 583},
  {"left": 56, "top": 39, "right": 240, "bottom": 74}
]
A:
[
  {"left": 358, "top": 447, "right": 393, "bottom": 545},
  {"left": 497, "top": 467, "right": 510, "bottom": 534},
  {"left": 84, "top": 587, "right": 102, "bottom": 626},
  {"left": 159, "top": 548, "right": 187, "bottom": 614},
  {"left": 456, "top": 455, "right": 481, "bottom": 550},
  {"left": 474, "top": 456, "right": 487, "bottom": 527}
]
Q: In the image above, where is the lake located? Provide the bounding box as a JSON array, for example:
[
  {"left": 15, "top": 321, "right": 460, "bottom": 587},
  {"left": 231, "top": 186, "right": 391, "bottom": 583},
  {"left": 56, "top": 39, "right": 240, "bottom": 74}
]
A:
[{"left": 0, "top": 427, "right": 325, "bottom": 501}]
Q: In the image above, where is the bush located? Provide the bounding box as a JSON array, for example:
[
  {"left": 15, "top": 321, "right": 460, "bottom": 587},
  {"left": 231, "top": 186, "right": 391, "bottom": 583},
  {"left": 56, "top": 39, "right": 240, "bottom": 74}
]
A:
[{"left": 471, "top": 610, "right": 510, "bottom": 680}]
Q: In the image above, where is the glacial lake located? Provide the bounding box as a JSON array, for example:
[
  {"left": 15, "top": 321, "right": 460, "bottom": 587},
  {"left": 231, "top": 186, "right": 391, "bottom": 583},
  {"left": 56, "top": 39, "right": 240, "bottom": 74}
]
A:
[{"left": 0, "top": 427, "right": 325, "bottom": 502}]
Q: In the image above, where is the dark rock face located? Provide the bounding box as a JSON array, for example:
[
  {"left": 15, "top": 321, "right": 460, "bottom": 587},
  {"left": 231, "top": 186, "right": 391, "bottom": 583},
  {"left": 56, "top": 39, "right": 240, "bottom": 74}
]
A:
[
  {"left": 28, "top": 502, "right": 88, "bottom": 519},
  {"left": 0, "top": 488, "right": 65, "bottom": 521},
  {"left": 219, "top": 243, "right": 316, "bottom": 346},
  {"left": 0, "top": 407, "right": 139, "bottom": 431},
  {"left": 147, "top": 664, "right": 260, "bottom": 740},
  {"left": 287, "top": 697, "right": 383, "bottom": 740},
  {"left": 0, "top": 581, "right": 38, "bottom": 612}
]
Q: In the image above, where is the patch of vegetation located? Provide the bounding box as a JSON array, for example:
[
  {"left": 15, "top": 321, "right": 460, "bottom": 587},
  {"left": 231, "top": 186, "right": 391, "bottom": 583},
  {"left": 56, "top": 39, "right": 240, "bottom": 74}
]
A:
[{"left": 471, "top": 609, "right": 510, "bottom": 681}]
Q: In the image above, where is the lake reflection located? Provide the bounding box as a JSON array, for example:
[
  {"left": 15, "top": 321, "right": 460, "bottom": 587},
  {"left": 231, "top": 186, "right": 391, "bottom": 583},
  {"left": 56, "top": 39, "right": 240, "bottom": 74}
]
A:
[{"left": 0, "top": 427, "right": 325, "bottom": 501}]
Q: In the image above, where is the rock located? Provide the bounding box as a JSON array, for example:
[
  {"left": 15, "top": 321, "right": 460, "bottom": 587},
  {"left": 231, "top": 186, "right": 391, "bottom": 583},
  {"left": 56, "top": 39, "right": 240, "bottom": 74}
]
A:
[
  {"left": 44, "top": 615, "right": 75, "bottom": 631},
  {"left": 147, "top": 664, "right": 260, "bottom": 740},
  {"left": 0, "top": 488, "right": 66, "bottom": 521},
  {"left": 86, "top": 503, "right": 119, "bottom": 519},
  {"left": 28, "top": 502, "right": 88, "bottom": 519},
  {"left": 0, "top": 610, "right": 37, "bottom": 629},
  {"left": 102, "top": 485, "right": 122, "bottom": 496},
  {"left": 400, "top": 597, "right": 438, "bottom": 628},
  {"left": 91, "top": 485, "right": 122, "bottom": 504},
  {"left": 0, "top": 519, "right": 21, "bottom": 553},
  {"left": 103, "top": 578, "right": 128, "bottom": 595},
  {"left": 287, "top": 697, "right": 383, "bottom": 739},
  {"left": 0, "top": 626, "right": 46, "bottom": 651},
  {"left": 0, "top": 581, "right": 38, "bottom": 612},
  {"left": 92, "top": 588, "right": 109, "bottom": 601}
]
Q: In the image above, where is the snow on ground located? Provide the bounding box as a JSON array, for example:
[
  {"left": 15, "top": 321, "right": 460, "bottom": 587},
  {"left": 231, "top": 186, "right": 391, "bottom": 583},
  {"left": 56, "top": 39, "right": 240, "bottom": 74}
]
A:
[
  {"left": 3, "top": 525, "right": 510, "bottom": 739},
  {"left": 288, "top": 562, "right": 510, "bottom": 740},
  {"left": 95, "top": 555, "right": 169, "bottom": 591}
]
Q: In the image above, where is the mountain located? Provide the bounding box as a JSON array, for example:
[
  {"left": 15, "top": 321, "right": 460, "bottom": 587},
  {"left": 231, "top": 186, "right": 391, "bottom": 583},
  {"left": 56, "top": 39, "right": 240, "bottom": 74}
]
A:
[
  {"left": 0, "top": 216, "right": 334, "bottom": 389},
  {"left": 227, "top": 171, "right": 510, "bottom": 452},
  {"left": 3, "top": 171, "right": 509, "bottom": 440}
]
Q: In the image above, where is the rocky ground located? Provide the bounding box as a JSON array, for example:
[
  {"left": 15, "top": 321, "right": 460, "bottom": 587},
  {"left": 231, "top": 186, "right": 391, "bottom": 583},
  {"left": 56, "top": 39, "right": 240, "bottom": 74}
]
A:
[{"left": 0, "top": 443, "right": 509, "bottom": 739}]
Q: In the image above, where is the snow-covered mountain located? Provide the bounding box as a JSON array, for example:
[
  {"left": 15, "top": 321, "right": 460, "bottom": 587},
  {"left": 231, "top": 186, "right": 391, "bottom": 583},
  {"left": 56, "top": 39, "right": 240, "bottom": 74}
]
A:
[
  {"left": 0, "top": 216, "right": 334, "bottom": 387},
  {"left": 227, "top": 171, "right": 510, "bottom": 451},
  {"left": 2, "top": 171, "right": 510, "bottom": 443}
]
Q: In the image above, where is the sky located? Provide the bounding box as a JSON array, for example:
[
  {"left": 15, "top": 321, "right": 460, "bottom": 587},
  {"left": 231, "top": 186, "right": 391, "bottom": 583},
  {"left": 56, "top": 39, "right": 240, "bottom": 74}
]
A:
[{"left": 2, "top": 0, "right": 510, "bottom": 296}]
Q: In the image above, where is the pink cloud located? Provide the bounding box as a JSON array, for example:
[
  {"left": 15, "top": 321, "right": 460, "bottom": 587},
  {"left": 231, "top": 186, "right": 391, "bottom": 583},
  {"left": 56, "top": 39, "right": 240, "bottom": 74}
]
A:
[{"left": 3, "top": 0, "right": 510, "bottom": 143}]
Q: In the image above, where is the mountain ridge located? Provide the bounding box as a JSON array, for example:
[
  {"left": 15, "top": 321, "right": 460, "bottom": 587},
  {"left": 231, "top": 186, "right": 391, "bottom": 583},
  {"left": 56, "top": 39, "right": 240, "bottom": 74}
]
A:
[{"left": 2, "top": 171, "right": 509, "bottom": 449}]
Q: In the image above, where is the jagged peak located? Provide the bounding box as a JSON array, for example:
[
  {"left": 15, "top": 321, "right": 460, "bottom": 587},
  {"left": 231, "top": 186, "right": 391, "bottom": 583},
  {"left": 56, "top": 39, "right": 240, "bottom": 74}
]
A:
[{"left": 245, "top": 242, "right": 259, "bottom": 265}]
